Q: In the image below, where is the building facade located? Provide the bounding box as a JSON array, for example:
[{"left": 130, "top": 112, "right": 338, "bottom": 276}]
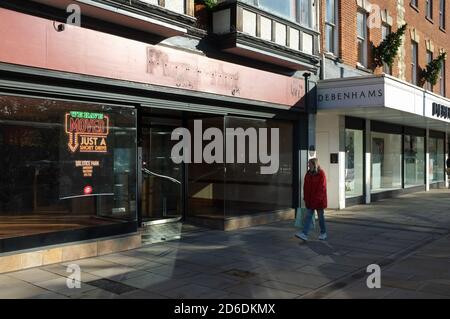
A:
[
  {"left": 0, "top": 0, "right": 320, "bottom": 272},
  {"left": 317, "top": 0, "right": 450, "bottom": 209}
]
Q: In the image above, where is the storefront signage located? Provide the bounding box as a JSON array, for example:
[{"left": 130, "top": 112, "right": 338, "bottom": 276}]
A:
[
  {"left": 65, "top": 111, "right": 109, "bottom": 153},
  {"left": 0, "top": 9, "right": 306, "bottom": 108},
  {"left": 318, "top": 89, "right": 383, "bottom": 103},
  {"left": 60, "top": 111, "right": 114, "bottom": 200},
  {"left": 317, "top": 82, "right": 385, "bottom": 109},
  {"left": 432, "top": 102, "right": 450, "bottom": 120}
]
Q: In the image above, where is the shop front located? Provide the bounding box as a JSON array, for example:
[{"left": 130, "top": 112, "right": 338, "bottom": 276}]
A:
[
  {"left": 316, "top": 75, "right": 450, "bottom": 209},
  {"left": 0, "top": 7, "right": 314, "bottom": 266}
]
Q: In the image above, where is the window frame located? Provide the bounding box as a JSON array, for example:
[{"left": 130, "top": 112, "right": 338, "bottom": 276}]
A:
[
  {"left": 426, "top": 0, "right": 434, "bottom": 20},
  {"left": 439, "top": 0, "right": 446, "bottom": 29},
  {"left": 381, "top": 23, "right": 392, "bottom": 74},
  {"left": 411, "top": 41, "right": 419, "bottom": 86},
  {"left": 357, "top": 10, "right": 368, "bottom": 68},
  {"left": 426, "top": 50, "right": 434, "bottom": 91},
  {"left": 440, "top": 59, "right": 446, "bottom": 96},
  {"left": 325, "top": 0, "right": 339, "bottom": 55}
]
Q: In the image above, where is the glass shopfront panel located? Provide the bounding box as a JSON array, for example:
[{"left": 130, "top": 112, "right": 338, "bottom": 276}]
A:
[
  {"left": 429, "top": 137, "right": 445, "bottom": 182},
  {"left": 188, "top": 117, "right": 226, "bottom": 220},
  {"left": 404, "top": 135, "right": 425, "bottom": 187},
  {"left": 0, "top": 95, "right": 136, "bottom": 241},
  {"left": 345, "top": 129, "right": 364, "bottom": 198},
  {"left": 224, "top": 117, "right": 293, "bottom": 217},
  {"left": 371, "top": 132, "right": 402, "bottom": 193}
]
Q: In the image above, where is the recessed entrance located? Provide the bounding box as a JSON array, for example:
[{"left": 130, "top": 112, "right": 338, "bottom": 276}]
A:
[{"left": 140, "top": 114, "right": 183, "bottom": 225}]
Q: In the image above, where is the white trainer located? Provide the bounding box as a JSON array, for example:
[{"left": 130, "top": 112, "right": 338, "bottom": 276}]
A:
[
  {"left": 319, "top": 233, "right": 328, "bottom": 241},
  {"left": 295, "top": 232, "right": 308, "bottom": 242}
]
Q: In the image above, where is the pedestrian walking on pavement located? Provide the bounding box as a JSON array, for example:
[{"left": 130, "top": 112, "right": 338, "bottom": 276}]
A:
[
  {"left": 296, "top": 158, "right": 328, "bottom": 242},
  {"left": 447, "top": 154, "right": 450, "bottom": 187}
]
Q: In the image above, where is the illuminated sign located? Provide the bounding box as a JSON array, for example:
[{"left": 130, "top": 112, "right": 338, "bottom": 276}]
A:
[
  {"left": 84, "top": 185, "right": 93, "bottom": 195},
  {"left": 75, "top": 160, "right": 100, "bottom": 177},
  {"left": 59, "top": 110, "right": 114, "bottom": 200},
  {"left": 65, "top": 111, "right": 110, "bottom": 153}
]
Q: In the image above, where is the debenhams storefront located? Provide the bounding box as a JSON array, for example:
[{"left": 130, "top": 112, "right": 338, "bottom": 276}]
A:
[{"left": 316, "top": 75, "right": 449, "bottom": 209}]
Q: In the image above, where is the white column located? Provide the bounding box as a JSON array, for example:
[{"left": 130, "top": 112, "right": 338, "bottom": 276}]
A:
[
  {"left": 338, "top": 116, "right": 346, "bottom": 209},
  {"left": 365, "top": 119, "right": 372, "bottom": 204},
  {"left": 445, "top": 133, "right": 449, "bottom": 188},
  {"left": 308, "top": 113, "right": 317, "bottom": 159},
  {"left": 426, "top": 128, "right": 430, "bottom": 192}
]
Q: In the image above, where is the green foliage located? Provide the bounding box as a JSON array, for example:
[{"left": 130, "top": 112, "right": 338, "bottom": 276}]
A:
[
  {"left": 422, "top": 52, "right": 447, "bottom": 86},
  {"left": 195, "top": 0, "right": 217, "bottom": 10},
  {"left": 373, "top": 24, "right": 407, "bottom": 68}
]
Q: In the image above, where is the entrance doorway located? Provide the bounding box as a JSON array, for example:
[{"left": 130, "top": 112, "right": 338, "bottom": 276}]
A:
[{"left": 140, "top": 115, "right": 183, "bottom": 225}]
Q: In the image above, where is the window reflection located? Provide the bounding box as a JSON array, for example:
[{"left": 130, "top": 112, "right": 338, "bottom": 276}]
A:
[{"left": 0, "top": 95, "right": 136, "bottom": 240}]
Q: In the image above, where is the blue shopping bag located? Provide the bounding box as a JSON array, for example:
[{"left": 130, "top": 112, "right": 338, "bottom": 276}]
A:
[{"left": 294, "top": 208, "right": 316, "bottom": 230}]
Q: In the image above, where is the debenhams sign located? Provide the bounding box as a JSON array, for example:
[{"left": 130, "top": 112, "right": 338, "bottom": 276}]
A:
[
  {"left": 432, "top": 102, "right": 450, "bottom": 120},
  {"left": 317, "top": 85, "right": 384, "bottom": 109}
]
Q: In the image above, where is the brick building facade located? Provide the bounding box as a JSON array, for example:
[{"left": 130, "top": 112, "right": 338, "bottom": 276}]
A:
[
  {"left": 320, "top": 0, "right": 449, "bottom": 97},
  {"left": 316, "top": 0, "right": 450, "bottom": 210}
]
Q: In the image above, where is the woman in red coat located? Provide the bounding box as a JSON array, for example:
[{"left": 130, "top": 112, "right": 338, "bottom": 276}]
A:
[{"left": 296, "top": 158, "right": 328, "bottom": 242}]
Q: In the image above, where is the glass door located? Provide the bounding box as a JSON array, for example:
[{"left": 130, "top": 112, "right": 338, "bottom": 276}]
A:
[{"left": 140, "top": 116, "right": 182, "bottom": 223}]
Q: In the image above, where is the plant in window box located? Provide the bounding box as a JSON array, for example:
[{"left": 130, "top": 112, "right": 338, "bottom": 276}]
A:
[
  {"left": 373, "top": 24, "right": 407, "bottom": 71},
  {"left": 421, "top": 52, "right": 447, "bottom": 87},
  {"left": 194, "top": 0, "right": 217, "bottom": 30}
]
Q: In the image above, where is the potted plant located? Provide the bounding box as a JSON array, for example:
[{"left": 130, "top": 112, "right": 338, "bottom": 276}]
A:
[{"left": 194, "top": 0, "right": 217, "bottom": 30}]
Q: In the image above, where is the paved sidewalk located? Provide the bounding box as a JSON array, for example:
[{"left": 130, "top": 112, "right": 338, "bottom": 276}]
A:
[{"left": 1, "top": 190, "right": 449, "bottom": 299}]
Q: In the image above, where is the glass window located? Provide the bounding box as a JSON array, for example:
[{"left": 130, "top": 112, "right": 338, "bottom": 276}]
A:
[
  {"left": 325, "top": 0, "right": 338, "bottom": 54},
  {"left": 188, "top": 117, "right": 226, "bottom": 220},
  {"left": 411, "top": 42, "right": 418, "bottom": 85},
  {"left": 426, "top": 50, "right": 434, "bottom": 91},
  {"left": 440, "top": 0, "right": 446, "bottom": 29},
  {"left": 224, "top": 117, "right": 293, "bottom": 217},
  {"left": 345, "top": 129, "right": 364, "bottom": 198},
  {"left": 0, "top": 95, "right": 137, "bottom": 242},
  {"left": 357, "top": 11, "right": 367, "bottom": 67},
  {"left": 257, "top": 0, "right": 293, "bottom": 21},
  {"left": 382, "top": 24, "right": 392, "bottom": 74},
  {"left": 404, "top": 135, "right": 425, "bottom": 187},
  {"left": 429, "top": 137, "right": 445, "bottom": 182},
  {"left": 440, "top": 60, "right": 446, "bottom": 96},
  {"left": 245, "top": 0, "right": 313, "bottom": 27},
  {"left": 426, "top": 0, "right": 434, "bottom": 20},
  {"left": 298, "top": 0, "right": 312, "bottom": 27},
  {"left": 371, "top": 132, "right": 402, "bottom": 193}
]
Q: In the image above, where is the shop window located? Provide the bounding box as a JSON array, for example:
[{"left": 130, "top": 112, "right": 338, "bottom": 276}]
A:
[
  {"left": 404, "top": 135, "right": 425, "bottom": 187},
  {"left": 371, "top": 132, "right": 402, "bottom": 193},
  {"left": 0, "top": 95, "right": 137, "bottom": 242},
  {"left": 345, "top": 129, "right": 364, "bottom": 198},
  {"left": 224, "top": 117, "right": 293, "bottom": 217},
  {"left": 429, "top": 137, "right": 445, "bottom": 182}
]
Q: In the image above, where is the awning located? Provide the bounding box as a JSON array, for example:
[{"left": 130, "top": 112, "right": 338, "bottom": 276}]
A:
[{"left": 317, "top": 74, "right": 450, "bottom": 133}]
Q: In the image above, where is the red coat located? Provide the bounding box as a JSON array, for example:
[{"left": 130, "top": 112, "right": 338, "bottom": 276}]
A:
[{"left": 303, "top": 169, "right": 328, "bottom": 209}]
